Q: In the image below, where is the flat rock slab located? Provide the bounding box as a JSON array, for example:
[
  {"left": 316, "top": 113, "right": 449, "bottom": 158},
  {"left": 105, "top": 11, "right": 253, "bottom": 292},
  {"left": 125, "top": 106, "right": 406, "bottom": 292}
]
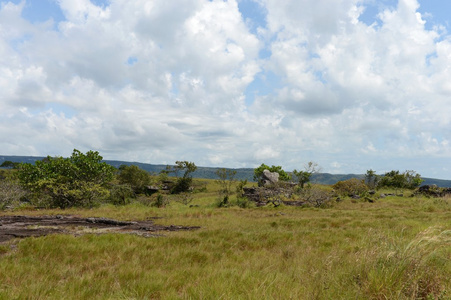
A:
[{"left": 0, "top": 215, "right": 200, "bottom": 243}]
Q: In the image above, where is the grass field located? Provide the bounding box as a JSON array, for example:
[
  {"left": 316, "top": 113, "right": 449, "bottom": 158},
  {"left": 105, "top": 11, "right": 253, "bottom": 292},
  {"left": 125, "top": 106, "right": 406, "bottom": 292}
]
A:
[{"left": 1, "top": 180, "right": 451, "bottom": 299}]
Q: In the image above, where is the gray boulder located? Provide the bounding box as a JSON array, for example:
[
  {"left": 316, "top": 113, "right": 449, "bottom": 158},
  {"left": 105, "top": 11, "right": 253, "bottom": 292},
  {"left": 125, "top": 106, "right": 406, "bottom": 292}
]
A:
[{"left": 260, "top": 169, "right": 279, "bottom": 186}]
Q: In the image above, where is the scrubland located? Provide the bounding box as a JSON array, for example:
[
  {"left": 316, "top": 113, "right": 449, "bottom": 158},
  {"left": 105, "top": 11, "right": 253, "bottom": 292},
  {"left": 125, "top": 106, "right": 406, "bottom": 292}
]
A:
[{"left": 1, "top": 179, "right": 451, "bottom": 299}]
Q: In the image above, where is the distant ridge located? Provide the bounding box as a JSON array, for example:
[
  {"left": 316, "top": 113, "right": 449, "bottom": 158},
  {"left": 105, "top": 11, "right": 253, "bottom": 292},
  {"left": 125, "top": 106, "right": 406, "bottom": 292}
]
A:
[{"left": 1, "top": 155, "right": 450, "bottom": 187}]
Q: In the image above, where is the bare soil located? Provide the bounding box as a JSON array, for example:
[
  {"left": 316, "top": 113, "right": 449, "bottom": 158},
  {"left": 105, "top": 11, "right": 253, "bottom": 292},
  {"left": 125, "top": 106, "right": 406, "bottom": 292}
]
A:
[{"left": 0, "top": 215, "right": 200, "bottom": 243}]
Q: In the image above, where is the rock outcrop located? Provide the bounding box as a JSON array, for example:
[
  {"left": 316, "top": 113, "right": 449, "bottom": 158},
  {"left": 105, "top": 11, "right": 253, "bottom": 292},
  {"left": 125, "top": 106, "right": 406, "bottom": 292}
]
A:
[{"left": 259, "top": 169, "right": 279, "bottom": 186}]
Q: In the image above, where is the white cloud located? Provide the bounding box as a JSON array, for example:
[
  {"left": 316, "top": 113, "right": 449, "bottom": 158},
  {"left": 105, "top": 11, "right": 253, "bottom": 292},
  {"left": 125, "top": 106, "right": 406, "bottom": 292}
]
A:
[{"left": 0, "top": 0, "right": 450, "bottom": 178}]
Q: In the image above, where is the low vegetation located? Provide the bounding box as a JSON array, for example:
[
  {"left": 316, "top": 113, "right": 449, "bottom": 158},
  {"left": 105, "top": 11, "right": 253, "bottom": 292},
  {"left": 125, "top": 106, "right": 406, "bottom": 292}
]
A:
[{"left": 0, "top": 151, "right": 450, "bottom": 299}]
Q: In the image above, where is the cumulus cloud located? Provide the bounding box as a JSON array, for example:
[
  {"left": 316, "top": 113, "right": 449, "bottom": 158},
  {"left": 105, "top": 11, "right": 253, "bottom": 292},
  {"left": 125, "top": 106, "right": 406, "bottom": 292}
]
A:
[{"left": 0, "top": 0, "right": 450, "bottom": 178}]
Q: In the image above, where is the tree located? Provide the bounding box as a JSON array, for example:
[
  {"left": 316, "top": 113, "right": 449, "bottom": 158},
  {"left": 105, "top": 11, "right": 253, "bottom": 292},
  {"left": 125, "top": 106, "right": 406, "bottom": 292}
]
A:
[
  {"left": 162, "top": 161, "right": 197, "bottom": 194},
  {"left": 378, "top": 170, "right": 423, "bottom": 190},
  {"left": 18, "top": 149, "right": 116, "bottom": 208},
  {"left": 117, "top": 165, "right": 151, "bottom": 194},
  {"left": 253, "top": 164, "right": 291, "bottom": 182},
  {"left": 215, "top": 168, "right": 236, "bottom": 197},
  {"left": 364, "top": 169, "right": 379, "bottom": 189},
  {"left": 0, "top": 161, "right": 19, "bottom": 169},
  {"left": 293, "top": 161, "right": 320, "bottom": 188},
  {"left": 215, "top": 168, "right": 237, "bottom": 207}
]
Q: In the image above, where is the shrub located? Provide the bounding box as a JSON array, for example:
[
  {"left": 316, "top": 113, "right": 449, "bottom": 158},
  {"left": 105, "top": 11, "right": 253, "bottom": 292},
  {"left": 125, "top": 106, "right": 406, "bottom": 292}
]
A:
[
  {"left": 0, "top": 178, "right": 28, "bottom": 210},
  {"left": 152, "top": 194, "right": 168, "bottom": 208},
  {"left": 234, "top": 196, "right": 254, "bottom": 208},
  {"left": 378, "top": 170, "right": 423, "bottom": 190},
  {"left": 18, "top": 149, "right": 115, "bottom": 208},
  {"left": 108, "top": 184, "right": 134, "bottom": 205},
  {"left": 117, "top": 165, "right": 151, "bottom": 194},
  {"left": 297, "top": 185, "right": 332, "bottom": 207},
  {"left": 333, "top": 178, "right": 368, "bottom": 197}
]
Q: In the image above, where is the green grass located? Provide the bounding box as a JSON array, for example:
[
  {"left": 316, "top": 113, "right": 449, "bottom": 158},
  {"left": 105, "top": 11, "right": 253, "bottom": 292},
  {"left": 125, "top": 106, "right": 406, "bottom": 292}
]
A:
[{"left": 1, "top": 183, "right": 451, "bottom": 299}]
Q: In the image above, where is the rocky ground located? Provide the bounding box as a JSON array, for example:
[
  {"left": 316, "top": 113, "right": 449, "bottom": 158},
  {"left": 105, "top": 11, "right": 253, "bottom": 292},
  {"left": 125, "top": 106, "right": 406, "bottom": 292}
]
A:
[{"left": 0, "top": 215, "right": 200, "bottom": 243}]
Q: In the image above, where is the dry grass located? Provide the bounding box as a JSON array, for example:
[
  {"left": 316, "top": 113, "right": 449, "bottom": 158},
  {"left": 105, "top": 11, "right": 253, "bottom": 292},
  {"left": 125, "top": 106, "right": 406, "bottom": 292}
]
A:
[{"left": 1, "top": 182, "right": 451, "bottom": 299}]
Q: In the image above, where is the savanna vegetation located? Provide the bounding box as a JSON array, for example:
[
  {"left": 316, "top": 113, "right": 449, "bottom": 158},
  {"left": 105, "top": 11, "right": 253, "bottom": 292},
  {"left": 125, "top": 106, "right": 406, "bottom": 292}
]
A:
[{"left": 0, "top": 150, "right": 450, "bottom": 299}]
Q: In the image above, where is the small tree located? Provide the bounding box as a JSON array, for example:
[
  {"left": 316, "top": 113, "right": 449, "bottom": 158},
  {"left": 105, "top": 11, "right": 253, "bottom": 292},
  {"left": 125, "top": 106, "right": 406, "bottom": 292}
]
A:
[
  {"left": 293, "top": 161, "right": 320, "bottom": 188},
  {"left": 215, "top": 168, "right": 237, "bottom": 207},
  {"left": 164, "top": 161, "right": 197, "bottom": 194},
  {"left": 216, "top": 168, "right": 236, "bottom": 196}
]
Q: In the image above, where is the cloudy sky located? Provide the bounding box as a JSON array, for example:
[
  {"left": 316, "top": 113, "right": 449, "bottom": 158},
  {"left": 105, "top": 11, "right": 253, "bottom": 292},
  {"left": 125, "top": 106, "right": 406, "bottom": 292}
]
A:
[{"left": 1, "top": 0, "right": 451, "bottom": 179}]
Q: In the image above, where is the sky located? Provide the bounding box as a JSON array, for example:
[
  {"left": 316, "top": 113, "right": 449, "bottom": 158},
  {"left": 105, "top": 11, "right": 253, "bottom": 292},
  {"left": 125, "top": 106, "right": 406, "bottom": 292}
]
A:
[{"left": 1, "top": 0, "right": 451, "bottom": 179}]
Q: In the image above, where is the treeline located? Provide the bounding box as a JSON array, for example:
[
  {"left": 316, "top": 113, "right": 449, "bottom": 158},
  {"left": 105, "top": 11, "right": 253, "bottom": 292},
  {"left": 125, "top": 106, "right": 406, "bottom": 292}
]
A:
[
  {"left": 2, "top": 155, "right": 450, "bottom": 187},
  {"left": 0, "top": 149, "right": 448, "bottom": 210},
  {"left": 0, "top": 150, "right": 205, "bottom": 209}
]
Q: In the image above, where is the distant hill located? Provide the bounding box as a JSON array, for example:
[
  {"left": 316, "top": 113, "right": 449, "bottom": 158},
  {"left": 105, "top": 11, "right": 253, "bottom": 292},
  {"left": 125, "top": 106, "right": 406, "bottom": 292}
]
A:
[{"left": 1, "top": 155, "right": 450, "bottom": 187}]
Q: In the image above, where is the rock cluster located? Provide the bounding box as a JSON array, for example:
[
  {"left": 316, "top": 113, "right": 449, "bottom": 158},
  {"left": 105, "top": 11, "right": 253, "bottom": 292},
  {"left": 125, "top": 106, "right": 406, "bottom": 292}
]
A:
[{"left": 416, "top": 185, "right": 451, "bottom": 197}]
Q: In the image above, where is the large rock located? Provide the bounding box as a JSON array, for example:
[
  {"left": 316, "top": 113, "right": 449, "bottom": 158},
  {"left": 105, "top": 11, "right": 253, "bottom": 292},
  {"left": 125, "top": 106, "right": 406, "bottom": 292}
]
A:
[{"left": 260, "top": 169, "right": 279, "bottom": 186}]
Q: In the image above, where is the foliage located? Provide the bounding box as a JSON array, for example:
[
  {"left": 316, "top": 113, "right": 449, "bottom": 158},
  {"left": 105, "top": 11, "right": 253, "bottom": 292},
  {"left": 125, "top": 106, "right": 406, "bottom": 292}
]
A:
[
  {"left": 234, "top": 196, "right": 254, "bottom": 208},
  {"left": 333, "top": 178, "right": 369, "bottom": 197},
  {"left": 1, "top": 179, "right": 451, "bottom": 298},
  {"left": 163, "top": 161, "right": 197, "bottom": 194},
  {"left": 117, "top": 164, "right": 151, "bottom": 194},
  {"left": 253, "top": 163, "right": 291, "bottom": 182},
  {"left": 163, "top": 161, "right": 197, "bottom": 179},
  {"left": 364, "top": 169, "right": 379, "bottom": 189},
  {"left": 108, "top": 184, "right": 134, "bottom": 206},
  {"left": 0, "top": 160, "right": 20, "bottom": 169},
  {"left": 378, "top": 170, "right": 423, "bottom": 190},
  {"left": 236, "top": 179, "right": 248, "bottom": 196},
  {"left": 0, "top": 178, "right": 28, "bottom": 210},
  {"left": 297, "top": 185, "right": 332, "bottom": 207},
  {"left": 292, "top": 161, "right": 320, "bottom": 188},
  {"left": 175, "top": 192, "right": 194, "bottom": 206},
  {"left": 215, "top": 168, "right": 236, "bottom": 197},
  {"left": 17, "top": 149, "right": 116, "bottom": 208},
  {"left": 152, "top": 193, "right": 168, "bottom": 208}
]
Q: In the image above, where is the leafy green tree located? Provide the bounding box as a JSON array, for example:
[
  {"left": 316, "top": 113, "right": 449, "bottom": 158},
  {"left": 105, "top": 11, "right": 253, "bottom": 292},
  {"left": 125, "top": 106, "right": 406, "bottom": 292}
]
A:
[
  {"left": 18, "top": 149, "right": 116, "bottom": 208},
  {"left": 378, "top": 170, "right": 423, "bottom": 190},
  {"left": 117, "top": 165, "right": 151, "bottom": 194},
  {"left": 293, "top": 161, "right": 320, "bottom": 188},
  {"left": 253, "top": 163, "right": 291, "bottom": 182}
]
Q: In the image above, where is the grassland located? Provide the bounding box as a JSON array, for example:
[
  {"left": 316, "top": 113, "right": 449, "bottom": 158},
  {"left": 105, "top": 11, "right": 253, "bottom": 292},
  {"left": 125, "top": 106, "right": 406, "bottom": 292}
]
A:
[{"left": 1, "top": 180, "right": 451, "bottom": 299}]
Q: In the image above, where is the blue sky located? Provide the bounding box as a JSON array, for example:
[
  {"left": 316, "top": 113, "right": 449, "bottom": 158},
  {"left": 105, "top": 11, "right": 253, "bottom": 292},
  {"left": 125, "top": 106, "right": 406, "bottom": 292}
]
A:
[{"left": 1, "top": 0, "right": 451, "bottom": 179}]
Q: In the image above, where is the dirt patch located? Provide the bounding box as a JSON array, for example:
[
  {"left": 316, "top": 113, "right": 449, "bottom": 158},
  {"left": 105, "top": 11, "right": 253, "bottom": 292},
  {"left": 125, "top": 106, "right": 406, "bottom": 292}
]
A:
[{"left": 0, "top": 215, "right": 200, "bottom": 243}]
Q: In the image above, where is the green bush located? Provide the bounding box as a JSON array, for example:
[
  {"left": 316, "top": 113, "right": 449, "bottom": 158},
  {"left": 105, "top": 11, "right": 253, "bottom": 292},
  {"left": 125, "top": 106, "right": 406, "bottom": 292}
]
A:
[
  {"left": 117, "top": 165, "right": 151, "bottom": 194},
  {"left": 18, "top": 149, "right": 115, "bottom": 208},
  {"left": 333, "top": 178, "right": 368, "bottom": 197},
  {"left": 108, "top": 184, "right": 134, "bottom": 205}
]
